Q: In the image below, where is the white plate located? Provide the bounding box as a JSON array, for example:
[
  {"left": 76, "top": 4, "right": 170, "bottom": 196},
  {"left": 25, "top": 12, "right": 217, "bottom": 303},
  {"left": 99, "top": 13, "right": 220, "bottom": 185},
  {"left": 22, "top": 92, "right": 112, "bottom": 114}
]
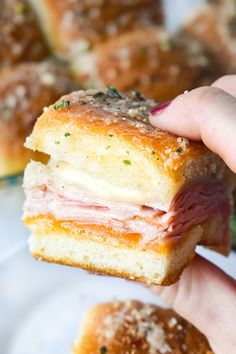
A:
[{"left": 1, "top": 246, "right": 235, "bottom": 354}]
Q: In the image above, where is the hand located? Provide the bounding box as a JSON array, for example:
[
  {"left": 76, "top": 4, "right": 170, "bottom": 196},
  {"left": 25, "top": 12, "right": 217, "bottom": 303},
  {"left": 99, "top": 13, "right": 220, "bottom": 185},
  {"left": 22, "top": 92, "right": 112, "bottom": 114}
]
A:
[{"left": 149, "top": 75, "right": 236, "bottom": 354}]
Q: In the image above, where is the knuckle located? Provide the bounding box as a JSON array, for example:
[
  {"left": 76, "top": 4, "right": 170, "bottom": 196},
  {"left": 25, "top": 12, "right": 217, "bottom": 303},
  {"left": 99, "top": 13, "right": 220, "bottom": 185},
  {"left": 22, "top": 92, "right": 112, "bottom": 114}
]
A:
[
  {"left": 194, "top": 86, "right": 224, "bottom": 107},
  {"left": 213, "top": 75, "right": 233, "bottom": 87}
]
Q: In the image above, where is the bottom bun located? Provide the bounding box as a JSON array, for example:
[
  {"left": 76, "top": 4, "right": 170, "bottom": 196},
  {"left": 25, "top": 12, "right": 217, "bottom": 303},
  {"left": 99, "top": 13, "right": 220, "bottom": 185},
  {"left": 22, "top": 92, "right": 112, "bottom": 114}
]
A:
[{"left": 29, "top": 224, "right": 203, "bottom": 286}]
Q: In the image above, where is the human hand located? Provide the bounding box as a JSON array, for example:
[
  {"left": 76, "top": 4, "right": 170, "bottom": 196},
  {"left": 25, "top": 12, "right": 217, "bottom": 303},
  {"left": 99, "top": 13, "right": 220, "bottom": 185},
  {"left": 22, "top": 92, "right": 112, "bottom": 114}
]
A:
[{"left": 149, "top": 76, "right": 236, "bottom": 354}]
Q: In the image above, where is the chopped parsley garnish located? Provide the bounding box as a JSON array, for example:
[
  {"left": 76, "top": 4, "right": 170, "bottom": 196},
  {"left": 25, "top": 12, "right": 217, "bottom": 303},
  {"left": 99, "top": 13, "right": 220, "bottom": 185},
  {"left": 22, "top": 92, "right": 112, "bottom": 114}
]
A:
[
  {"left": 176, "top": 147, "right": 183, "bottom": 153},
  {"left": 107, "top": 84, "right": 123, "bottom": 99},
  {"left": 55, "top": 141, "right": 60, "bottom": 145},
  {"left": 132, "top": 90, "right": 145, "bottom": 101},
  {"left": 93, "top": 91, "right": 104, "bottom": 98},
  {"left": 64, "top": 132, "right": 71, "bottom": 137},
  {"left": 139, "top": 45, "right": 148, "bottom": 54},
  {"left": 123, "top": 159, "right": 131, "bottom": 165},
  {"left": 108, "top": 134, "right": 113, "bottom": 137},
  {"left": 152, "top": 151, "right": 159, "bottom": 160},
  {"left": 54, "top": 100, "right": 70, "bottom": 110},
  {"left": 100, "top": 346, "right": 107, "bottom": 354},
  {"left": 106, "top": 145, "right": 111, "bottom": 150}
]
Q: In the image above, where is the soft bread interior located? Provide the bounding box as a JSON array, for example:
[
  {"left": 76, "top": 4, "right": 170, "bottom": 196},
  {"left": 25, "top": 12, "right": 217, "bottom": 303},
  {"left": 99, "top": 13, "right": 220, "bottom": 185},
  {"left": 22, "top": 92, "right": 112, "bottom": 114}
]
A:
[
  {"left": 29, "top": 225, "right": 203, "bottom": 285},
  {"left": 24, "top": 134, "right": 180, "bottom": 210},
  {"left": 24, "top": 131, "right": 231, "bottom": 211}
]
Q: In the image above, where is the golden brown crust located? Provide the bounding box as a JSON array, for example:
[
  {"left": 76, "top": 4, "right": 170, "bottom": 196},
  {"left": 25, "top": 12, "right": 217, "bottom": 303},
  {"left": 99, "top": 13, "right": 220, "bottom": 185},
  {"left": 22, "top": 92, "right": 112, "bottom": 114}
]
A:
[
  {"left": 73, "top": 301, "right": 213, "bottom": 353},
  {"left": 31, "top": 250, "right": 189, "bottom": 287},
  {"left": 0, "top": 0, "right": 48, "bottom": 68},
  {"left": 72, "top": 27, "right": 220, "bottom": 102},
  {"left": 30, "top": 0, "right": 163, "bottom": 58},
  {"left": 25, "top": 88, "right": 217, "bottom": 176},
  {"left": 185, "top": 0, "right": 236, "bottom": 73},
  {"left": 0, "top": 61, "right": 77, "bottom": 177}
]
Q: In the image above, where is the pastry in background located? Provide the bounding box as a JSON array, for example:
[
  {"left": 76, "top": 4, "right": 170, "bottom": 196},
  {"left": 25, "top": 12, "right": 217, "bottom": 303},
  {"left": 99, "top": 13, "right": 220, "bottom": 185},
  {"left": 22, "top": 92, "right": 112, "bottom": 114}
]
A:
[
  {"left": 184, "top": 0, "right": 236, "bottom": 73},
  {"left": 29, "top": 0, "right": 163, "bottom": 59},
  {"left": 23, "top": 89, "right": 235, "bottom": 285},
  {"left": 0, "top": 0, "right": 48, "bottom": 69},
  {"left": 73, "top": 300, "right": 213, "bottom": 353},
  {"left": 71, "top": 27, "right": 221, "bottom": 102},
  {"left": 0, "top": 61, "right": 77, "bottom": 178}
]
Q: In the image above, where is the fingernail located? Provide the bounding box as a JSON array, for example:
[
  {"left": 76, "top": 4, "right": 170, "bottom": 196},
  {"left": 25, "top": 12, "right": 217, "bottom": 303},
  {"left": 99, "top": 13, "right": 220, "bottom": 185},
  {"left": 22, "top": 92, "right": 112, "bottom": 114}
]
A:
[{"left": 150, "top": 100, "right": 172, "bottom": 116}]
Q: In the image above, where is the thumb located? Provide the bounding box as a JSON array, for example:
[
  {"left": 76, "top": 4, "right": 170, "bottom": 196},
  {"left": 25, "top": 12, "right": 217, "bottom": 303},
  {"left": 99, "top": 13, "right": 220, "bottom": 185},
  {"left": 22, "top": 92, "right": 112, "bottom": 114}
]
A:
[{"left": 150, "top": 255, "right": 236, "bottom": 354}]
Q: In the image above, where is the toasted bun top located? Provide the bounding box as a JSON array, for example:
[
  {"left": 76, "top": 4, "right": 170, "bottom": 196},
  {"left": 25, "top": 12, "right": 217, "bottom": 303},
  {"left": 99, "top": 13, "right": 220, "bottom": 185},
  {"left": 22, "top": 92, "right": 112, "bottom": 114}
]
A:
[
  {"left": 0, "top": 61, "right": 76, "bottom": 156},
  {"left": 30, "top": 0, "right": 163, "bottom": 58},
  {"left": 25, "top": 89, "right": 233, "bottom": 208},
  {"left": 74, "top": 300, "right": 212, "bottom": 354},
  {"left": 0, "top": 0, "right": 48, "bottom": 68},
  {"left": 184, "top": 0, "right": 236, "bottom": 72},
  {"left": 73, "top": 27, "right": 220, "bottom": 102}
]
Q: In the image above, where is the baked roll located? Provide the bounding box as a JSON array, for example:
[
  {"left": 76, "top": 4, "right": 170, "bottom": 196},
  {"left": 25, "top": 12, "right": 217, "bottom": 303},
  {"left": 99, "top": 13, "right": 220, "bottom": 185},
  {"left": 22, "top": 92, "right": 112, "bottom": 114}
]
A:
[
  {"left": 23, "top": 88, "right": 235, "bottom": 285},
  {"left": 73, "top": 300, "right": 213, "bottom": 353},
  {"left": 71, "top": 27, "right": 220, "bottom": 102},
  {"left": 0, "top": 0, "right": 48, "bottom": 69},
  {"left": 184, "top": 0, "right": 236, "bottom": 73},
  {"left": 29, "top": 0, "right": 163, "bottom": 59},
  {"left": 0, "top": 61, "right": 77, "bottom": 178}
]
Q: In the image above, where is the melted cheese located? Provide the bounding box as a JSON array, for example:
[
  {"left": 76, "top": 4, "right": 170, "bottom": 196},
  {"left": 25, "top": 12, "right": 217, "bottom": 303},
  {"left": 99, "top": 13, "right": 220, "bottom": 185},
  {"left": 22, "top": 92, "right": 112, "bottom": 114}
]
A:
[{"left": 24, "top": 160, "right": 170, "bottom": 211}]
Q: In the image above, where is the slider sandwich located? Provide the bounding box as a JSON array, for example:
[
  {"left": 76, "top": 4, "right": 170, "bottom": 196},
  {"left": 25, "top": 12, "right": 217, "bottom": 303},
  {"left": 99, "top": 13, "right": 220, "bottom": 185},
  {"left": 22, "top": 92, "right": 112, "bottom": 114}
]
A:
[
  {"left": 23, "top": 88, "right": 235, "bottom": 285},
  {"left": 73, "top": 300, "right": 213, "bottom": 353}
]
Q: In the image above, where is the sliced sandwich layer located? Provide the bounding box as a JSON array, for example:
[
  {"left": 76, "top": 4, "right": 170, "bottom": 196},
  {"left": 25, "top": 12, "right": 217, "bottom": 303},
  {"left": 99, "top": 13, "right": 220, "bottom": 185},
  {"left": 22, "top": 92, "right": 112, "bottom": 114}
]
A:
[{"left": 23, "top": 89, "right": 235, "bottom": 285}]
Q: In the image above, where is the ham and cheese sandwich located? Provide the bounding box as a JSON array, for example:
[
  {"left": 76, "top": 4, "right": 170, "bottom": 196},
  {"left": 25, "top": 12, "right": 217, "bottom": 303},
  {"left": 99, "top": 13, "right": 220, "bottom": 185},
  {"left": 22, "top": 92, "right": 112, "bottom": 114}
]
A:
[
  {"left": 23, "top": 88, "right": 235, "bottom": 285},
  {"left": 73, "top": 300, "right": 213, "bottom": 353}
]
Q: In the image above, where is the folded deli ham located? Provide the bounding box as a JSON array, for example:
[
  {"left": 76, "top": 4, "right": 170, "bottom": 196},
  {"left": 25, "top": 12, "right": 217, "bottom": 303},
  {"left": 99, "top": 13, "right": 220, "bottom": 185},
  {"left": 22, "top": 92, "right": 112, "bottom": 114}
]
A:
[
  {"left": 23, "top": 89, "right": 235, "bottom": 285},
  {"left": 24, "top": 163, "right": 231, "bottom": 247}
]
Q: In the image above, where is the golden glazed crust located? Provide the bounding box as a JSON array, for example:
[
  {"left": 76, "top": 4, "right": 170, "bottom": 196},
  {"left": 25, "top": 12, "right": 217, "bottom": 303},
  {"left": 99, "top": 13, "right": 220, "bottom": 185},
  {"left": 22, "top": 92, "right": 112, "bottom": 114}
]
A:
[
  {"left": 25, "top": 89, "right": 229, "bottom": 194},
  {"left": 185, "top": 0, "right": 236, "bottom": 73},
  {"left": 0, "top": 0, "right": 48, "bottom": 69},
  {"left": 72, "top": 27, "right": 221, "bottom": 102},
  {"left": 0, "top": 61, "right": 77, "bottom": 177},
  {"left": 29, "top": 0, "right": 163, "bottom": 59},
  {"left": 73, "top": 301, "right": 213, "bottom": 353}
]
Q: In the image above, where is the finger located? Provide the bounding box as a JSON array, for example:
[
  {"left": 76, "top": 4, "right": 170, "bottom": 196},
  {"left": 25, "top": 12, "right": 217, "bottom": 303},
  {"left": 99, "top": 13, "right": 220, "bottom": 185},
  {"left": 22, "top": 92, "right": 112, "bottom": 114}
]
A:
[
  {"left": 149, "top": 86, "right": 236, "bottom": 173},
  {"left": 212, "top": 75, "right": 236, "bottom": 97},
  {"left": 150, "top": 255, "right": 236, "bottom": 354}
]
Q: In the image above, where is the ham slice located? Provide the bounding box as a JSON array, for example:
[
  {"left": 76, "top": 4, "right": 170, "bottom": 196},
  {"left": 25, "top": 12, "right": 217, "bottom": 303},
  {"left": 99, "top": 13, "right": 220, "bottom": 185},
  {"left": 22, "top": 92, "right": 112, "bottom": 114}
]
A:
[{"left": 24, "top": 179, "right": 231, "bottom": 245}]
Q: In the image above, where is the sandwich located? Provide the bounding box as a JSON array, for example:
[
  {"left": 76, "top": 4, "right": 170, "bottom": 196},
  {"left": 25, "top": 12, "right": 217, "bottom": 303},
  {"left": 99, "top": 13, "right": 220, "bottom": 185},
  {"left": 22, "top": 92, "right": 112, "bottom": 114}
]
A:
[
  {"left": 71, "top": 27, "right": 220, "bottom": 102},
  {"left": 0, "top": 61, "right": 77, "bottom": 178},
  {"left": 184, "top": 0, "right": 236, "bottom": 73},
  {"left": 29, "top": 0, "right": 163, "bottom": 60},
  {"left": 23, "top": 88, "right": 235, "bottom": 285},
  {"left": 1, "top": 0, "right": 48, "bottom": 68},
  {"left": 73, "top": 300, "right": 213, "bottom": 353}
]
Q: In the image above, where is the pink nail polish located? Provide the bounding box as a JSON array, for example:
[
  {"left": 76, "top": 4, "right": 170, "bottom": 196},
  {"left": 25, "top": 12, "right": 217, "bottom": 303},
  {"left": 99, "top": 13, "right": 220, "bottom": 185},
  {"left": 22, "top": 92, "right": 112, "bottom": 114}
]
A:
[{"left": 150, "top": 100, "right": 172, "bottom": 116}]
